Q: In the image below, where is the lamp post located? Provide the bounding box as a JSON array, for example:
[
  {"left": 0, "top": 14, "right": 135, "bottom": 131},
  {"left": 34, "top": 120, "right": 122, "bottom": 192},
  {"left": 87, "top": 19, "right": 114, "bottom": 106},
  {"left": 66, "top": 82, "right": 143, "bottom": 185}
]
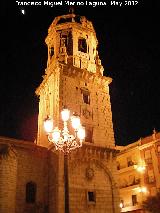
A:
[{"left": 44, "top": 108, "right": 85, "bottom": 213}]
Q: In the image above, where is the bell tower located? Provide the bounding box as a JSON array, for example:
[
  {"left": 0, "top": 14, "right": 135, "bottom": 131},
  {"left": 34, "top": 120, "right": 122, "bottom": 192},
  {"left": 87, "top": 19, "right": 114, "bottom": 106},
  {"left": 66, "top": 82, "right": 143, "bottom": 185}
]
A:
[
  {"left": 35, "top": 12, "right": 120, "bottom": 213},
  {"left": 36, "top": 13, "right": 115, "bottom": 148}
]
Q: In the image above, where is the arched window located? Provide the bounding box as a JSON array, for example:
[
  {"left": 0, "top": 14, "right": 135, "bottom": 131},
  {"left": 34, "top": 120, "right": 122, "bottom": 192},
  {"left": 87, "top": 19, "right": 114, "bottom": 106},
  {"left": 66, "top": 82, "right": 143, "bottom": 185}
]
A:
[
  {"left": 26, "top": 182, "right": 37, "bottom": 203},
  {"left": 81, "top": 87, "right": 90, "bottom": 105},
  {"left": 78, "top": 37, "right": 87, "bottom": 53}
]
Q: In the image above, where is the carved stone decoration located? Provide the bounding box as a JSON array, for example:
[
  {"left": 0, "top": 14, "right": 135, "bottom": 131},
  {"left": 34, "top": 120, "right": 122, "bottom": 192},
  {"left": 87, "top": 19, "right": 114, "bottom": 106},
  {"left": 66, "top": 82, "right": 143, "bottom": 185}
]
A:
[
  {"left": 86, "top": 167, "right": 94, "bottom": 180},
  {"left": 82, "top": 108, "right": 91, "bottom": 119}
]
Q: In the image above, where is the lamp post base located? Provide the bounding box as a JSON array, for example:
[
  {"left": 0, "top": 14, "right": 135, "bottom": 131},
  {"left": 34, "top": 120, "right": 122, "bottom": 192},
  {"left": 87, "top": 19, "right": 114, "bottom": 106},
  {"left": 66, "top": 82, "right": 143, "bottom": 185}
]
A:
[{"left": 64, "top": 153, "right": 69, "bottom": 213}]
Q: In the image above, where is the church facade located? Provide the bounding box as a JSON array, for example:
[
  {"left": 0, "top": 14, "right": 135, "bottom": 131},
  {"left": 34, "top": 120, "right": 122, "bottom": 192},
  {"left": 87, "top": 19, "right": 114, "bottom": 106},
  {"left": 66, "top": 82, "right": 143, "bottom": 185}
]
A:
[{"left": 0, "top": 13, "right": 120, "bottom": 213}]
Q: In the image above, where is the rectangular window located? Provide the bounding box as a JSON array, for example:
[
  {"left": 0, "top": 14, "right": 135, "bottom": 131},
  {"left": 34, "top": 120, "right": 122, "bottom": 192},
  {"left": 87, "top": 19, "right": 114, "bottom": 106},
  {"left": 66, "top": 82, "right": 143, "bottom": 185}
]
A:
[
  {"left": 87, "top": 191, "right": 96, "bottom": 203},
  {"left": 132, "top": 195, "right": 137, "bottom": 206},
  {"left": 78, "top": 38, "right": 87, "bottom": 53},
  {"left": 81, "top": 88, "right": 90, "bottom": 105},
  {"left": 26, "top": 182, "right": 36, "bottom": 203},
  {"left": 83, "top": 93, "right": 90, "bottom": 104}
]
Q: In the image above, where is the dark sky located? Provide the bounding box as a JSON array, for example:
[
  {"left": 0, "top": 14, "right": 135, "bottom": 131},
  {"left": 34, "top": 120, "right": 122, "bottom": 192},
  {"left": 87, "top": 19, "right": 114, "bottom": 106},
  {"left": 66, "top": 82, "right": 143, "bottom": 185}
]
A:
[{"left": 1, "top": 1, "right": 159, "bottom": 145}]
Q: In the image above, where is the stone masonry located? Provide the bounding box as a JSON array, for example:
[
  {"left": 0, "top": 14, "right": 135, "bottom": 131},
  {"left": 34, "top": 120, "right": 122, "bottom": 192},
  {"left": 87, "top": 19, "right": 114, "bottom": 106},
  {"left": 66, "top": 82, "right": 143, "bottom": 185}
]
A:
[{"left": 36, "top": 13, "right": 120, "bottom": 213}]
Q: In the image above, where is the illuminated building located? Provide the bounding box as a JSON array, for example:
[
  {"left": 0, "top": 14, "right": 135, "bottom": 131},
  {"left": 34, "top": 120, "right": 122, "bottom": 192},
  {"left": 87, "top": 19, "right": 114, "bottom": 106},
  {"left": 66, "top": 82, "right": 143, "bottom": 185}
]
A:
[
  {"left": 117, "top": 130, "right": 160, "bottom": 213},
  {"left": 0, "top": 12, "right": 120, "bottom": 213}
]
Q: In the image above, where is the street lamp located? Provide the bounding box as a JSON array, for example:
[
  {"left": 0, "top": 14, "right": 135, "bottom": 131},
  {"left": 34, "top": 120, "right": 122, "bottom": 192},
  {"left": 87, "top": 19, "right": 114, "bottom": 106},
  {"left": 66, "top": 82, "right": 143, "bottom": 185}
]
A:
[{"left": 44, "top": 108, "right": 85, "bottom": 213}]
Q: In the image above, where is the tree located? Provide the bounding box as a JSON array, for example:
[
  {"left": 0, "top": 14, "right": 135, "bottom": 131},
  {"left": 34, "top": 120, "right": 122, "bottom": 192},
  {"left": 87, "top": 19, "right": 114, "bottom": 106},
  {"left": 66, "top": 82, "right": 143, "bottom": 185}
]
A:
[{"left": 142, "top": 192, "right": 160, "bottom": 213}]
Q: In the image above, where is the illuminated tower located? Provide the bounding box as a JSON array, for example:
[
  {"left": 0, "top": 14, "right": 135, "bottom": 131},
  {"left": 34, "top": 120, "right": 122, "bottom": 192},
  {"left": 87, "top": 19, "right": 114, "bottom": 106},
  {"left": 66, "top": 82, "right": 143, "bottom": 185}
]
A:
[
  {"left": 36, "top": 13, "right": 115, "bottom": 148},
  {"left": 36, "top": 13, "right": 120, "bottom": 213}
]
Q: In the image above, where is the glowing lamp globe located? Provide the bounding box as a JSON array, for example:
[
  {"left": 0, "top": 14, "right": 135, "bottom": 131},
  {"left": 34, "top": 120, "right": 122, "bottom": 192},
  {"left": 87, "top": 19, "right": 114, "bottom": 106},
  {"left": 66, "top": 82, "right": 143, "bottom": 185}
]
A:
[
  {"left": 77, "top": 126, "right": 85, "bottom": 140},
  {"left": 44, "top": 117, "right": 53, "bottom": 133},
  {"left": 71, "top": 115, "right": 81, "bottom": 130},
  {"left": 52, "top": 127, "right": 61, "bottom": 142},
  {"left": 61, "top": 109, "right": 70, "bottom": 122}
]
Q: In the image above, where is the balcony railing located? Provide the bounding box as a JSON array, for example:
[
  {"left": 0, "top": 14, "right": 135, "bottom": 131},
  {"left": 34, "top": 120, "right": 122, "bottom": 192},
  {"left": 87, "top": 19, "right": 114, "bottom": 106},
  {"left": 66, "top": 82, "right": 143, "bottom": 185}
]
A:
[
  {"left": 121, "top": 203, "right": 142, "bottom": 212},
  {"left": 120, "top": 178, "right": 141, "bottom": 189},
  {"left": 117, "top": 161, "right": 136, "bottom": 170}
]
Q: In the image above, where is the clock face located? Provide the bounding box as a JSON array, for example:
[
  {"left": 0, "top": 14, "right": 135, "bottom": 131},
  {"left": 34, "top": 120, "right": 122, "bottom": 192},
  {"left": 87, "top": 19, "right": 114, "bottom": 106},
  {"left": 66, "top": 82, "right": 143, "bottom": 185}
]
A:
[{"left": 86, "top": 167, "right": 94, "bottom": 180}]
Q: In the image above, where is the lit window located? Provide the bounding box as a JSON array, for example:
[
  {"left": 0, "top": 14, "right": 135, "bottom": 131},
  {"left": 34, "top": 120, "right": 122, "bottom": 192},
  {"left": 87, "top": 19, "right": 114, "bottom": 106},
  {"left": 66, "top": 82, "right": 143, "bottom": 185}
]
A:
[
  {"left": 157, "top": 145, "right": 160, "bottom": 153},
  {"left": 78, "top": 38, "right": 87, "bottom": 53},
  {"left": 26, "top": 182, "right": 37, "bottom": 203},
  {"left": 87, "top": 191, "right": 96, "bottom": 203}
]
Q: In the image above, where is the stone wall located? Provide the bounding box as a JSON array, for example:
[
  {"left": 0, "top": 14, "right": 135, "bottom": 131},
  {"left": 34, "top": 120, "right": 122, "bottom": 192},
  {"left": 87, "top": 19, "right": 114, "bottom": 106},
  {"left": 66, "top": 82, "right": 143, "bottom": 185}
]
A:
[
  {"left": 60, "top": 65, "right": 115, "bottom": 148},
  {"left": 68, "top": 145, "right": 120, "bottom": 213},
  {"left": 0, "top": 137, "right": 49, "bottom": 213},
  {"left": 0, "top": 148, "right": 17, "bottom": 213}
]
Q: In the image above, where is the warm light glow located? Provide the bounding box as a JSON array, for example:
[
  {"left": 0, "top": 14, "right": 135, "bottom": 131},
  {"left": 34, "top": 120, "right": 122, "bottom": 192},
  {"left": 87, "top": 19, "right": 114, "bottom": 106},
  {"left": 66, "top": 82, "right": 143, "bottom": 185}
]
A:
[
  {"left": 71, "top": 115, "right": 81, "bottom": 130},
  {"left": 44, "top": 109, "right": 85, "bottom": 153},
  {"left": 138, "top": 186, "right": 147, "bottom": 193},
  {"left": 119, "top": 202, "right": 123, "bottom": 208},
  {"left": 61, "top": 109, "right": 70, "bottom": 121},
  {"left": 137, "top": 165, "right": 145, "bottom": 172},
  {"left": 77, "top": 126, "right": 85, "bottom": 140},
  {"left": 52, "top": 127, "right": 61, "bottom": 142},
  {"left": 134, "top": 164, "right": 146, "bottom": 173},
  {"left": 44, "top": 117, "right": 53, "bottom": 133}
]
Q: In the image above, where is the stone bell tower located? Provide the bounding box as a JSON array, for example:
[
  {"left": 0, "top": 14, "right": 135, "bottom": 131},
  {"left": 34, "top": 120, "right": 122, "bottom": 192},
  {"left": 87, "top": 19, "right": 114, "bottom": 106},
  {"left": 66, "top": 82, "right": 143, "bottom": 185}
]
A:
[
  {"left": 36, "top": 12, "right": 120, "bottom": 213},
  {"left": 36, "top": 13, "right": 115, "bottom": 148}
]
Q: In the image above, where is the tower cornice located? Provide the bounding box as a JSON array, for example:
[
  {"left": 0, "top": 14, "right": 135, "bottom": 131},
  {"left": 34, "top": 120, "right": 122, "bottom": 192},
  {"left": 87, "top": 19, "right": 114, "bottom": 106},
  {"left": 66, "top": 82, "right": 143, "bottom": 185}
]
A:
[
  {"left": 61, "top": 63, "right": 112, "bottom": 87},
  {"left": 36, "top": 62, "right": 112, "bottom": 97}
]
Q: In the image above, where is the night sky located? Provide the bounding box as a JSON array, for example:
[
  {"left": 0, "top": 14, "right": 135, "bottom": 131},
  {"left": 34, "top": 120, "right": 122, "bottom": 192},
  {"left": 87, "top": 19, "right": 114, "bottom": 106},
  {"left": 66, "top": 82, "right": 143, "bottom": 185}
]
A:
[{"left": 1, "top": 1, "right": 159, "bottom": 145}]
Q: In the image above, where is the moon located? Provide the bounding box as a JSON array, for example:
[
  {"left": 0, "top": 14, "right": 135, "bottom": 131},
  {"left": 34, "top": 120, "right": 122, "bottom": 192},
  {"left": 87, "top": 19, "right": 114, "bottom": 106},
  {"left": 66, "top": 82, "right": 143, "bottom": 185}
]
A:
[{"left": 21, "top": 9, "right": 25, "bottom": 15}]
